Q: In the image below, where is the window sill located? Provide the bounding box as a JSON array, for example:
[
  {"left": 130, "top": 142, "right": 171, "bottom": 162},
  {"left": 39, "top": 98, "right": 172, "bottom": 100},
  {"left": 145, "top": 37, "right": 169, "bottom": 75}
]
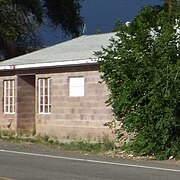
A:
[
  {"left": 38, "top": 113, "right": 51, "bottom": 115},
  {"left": 4, "top": 112, "right": 15, "bottom": 115}
]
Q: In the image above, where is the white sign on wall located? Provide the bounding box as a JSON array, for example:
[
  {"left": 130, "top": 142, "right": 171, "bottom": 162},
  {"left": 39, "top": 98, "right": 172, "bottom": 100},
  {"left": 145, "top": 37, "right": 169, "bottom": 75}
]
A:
[{"left": 69, "top": 77, "right": 84, "bottom": 97}]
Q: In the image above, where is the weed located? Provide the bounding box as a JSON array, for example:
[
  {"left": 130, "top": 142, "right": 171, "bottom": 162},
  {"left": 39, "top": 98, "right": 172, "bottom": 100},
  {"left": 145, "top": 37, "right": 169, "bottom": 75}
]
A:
[{"left": 0, "top": 130, "right": 115, "bottom": 153}]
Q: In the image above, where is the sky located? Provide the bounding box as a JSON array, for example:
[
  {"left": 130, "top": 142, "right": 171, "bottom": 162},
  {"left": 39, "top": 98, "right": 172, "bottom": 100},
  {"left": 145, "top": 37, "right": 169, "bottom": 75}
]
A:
[{"left": 40, "top": 0, "right": 162, "bottom": 46}]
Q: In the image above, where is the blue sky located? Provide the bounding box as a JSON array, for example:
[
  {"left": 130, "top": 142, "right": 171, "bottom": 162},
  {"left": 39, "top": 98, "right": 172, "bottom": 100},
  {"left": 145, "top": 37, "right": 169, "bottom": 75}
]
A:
[{"left": 40, "top": 0, "right": 162, "bottom": 46}]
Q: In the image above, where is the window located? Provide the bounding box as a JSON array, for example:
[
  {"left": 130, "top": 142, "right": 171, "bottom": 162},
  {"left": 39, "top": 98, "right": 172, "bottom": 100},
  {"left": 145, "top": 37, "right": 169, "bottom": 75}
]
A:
[
  {"left": 3, "top": 80, "right": 15, "bottom": 113},
  {"left": 69, "top": 77, "right": 84, "bottom": 97},
  {"left": 38, "top": 78, "right": 51, "bottom": 113}
]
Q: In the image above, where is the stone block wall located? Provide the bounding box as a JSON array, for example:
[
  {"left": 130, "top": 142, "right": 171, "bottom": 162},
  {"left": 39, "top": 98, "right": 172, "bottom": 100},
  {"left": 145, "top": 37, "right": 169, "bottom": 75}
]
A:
[
  {"left": 16, "top": 75, "right": 35, "bottom": 132},
  {"left": 0, "top": 65, "right": 114, "bottom": 141},
  {"left": 36, "top": 66, "right": 114, "bottom": 141}
]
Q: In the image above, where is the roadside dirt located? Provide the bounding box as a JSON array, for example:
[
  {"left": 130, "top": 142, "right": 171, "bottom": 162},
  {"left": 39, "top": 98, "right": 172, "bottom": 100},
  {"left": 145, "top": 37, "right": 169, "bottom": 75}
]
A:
[{"left": 0, "top": 139, "right": 179, "bottom": 166}]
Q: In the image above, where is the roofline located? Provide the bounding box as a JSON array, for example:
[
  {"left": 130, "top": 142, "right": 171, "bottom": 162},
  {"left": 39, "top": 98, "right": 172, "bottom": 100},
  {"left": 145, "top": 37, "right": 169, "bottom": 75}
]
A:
[{"left": 0, "top": 58, "right": 98, "bottom": 71}]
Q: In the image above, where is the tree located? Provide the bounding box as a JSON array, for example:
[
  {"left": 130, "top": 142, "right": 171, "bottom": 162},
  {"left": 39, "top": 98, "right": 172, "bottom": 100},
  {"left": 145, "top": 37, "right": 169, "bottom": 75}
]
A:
[
  {"left": 112, "top": 20, "right": 123, "bottom": 32},
  {"left": 44, "top": 0, "right": 83, "bottom": 38},
  {"left": 0, "top": 0, "right": 83, "bottom": 60},
  {"left": 0, "top": 0, "right": 43, "bottom": 59},
  {"left": 96, "top": 3, "right": 180, "bottom": 159}
]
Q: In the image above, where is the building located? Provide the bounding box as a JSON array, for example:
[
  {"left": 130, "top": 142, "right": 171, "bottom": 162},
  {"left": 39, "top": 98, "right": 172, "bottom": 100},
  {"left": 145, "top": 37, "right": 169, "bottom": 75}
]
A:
[{"left": 0, "top": 33, "right": 115, "bottom": 141}]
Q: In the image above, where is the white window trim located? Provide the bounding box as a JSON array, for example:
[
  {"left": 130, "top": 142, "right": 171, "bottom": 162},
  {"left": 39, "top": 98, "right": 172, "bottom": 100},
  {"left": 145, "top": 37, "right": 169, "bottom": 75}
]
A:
[
  {"left": 38, "top": 78, "right": 51, "bottom": 114},
  {"left": 3, "top": 80, "right": 15, "bottom": 114}
]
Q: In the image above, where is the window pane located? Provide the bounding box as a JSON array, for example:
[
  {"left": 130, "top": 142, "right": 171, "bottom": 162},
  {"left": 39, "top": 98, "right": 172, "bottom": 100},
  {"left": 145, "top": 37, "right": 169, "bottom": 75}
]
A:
[
  {"left": 45, "top": 79, "right": 48, "bottom": 87},
  {"left": 45, "top": 96, "right": 48, "bottom": 104},
  {"left": 10, "top": 106, "right": 13, "bottom": 113},
  {"left": 10, "top": 97, "right": 13, "bottom": 104},
  {"left": 39, "top": 79, "right": 43, "bottom": 87},
  {"left": 45, "top": 87, "right": 48, "bottom": 95},
  {"left": 10, "top": 90, "right": 12, "bottom": 96},
  {"left": 6, "top": 87, "right": 9, "bottom": 96},
  {"left": 6, "top": 106, "right": 8, "bottom": 112},
  {"left": 40, "top": 105, "right": 43, "bottom": 113},
  {"left": 44, "top": 105, "right": 48, "bottom": 113},
  {"left": 9, "top": 81, "right": 12, "bottom": 88},
  {"left": 38, "top": 78, "right": 51, "bottom": 113},
  {"left": 40, "top": 97, "right": 43, "bottom": 104},
  {"left": 4, "top": 80, "right": 15, "bottom": 113}
]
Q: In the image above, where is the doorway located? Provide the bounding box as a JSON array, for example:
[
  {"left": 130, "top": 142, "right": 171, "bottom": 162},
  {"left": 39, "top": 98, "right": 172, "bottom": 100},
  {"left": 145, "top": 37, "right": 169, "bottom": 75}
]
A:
[{"left": 16, "top": 75, "right": 35, "bottom": 132}]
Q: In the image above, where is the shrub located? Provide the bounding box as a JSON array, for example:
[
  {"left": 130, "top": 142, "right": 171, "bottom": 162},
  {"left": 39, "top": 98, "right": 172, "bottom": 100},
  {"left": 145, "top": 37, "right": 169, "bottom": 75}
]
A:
[{"left": 96, "top": 4, "right": 180, "bottom": 159}]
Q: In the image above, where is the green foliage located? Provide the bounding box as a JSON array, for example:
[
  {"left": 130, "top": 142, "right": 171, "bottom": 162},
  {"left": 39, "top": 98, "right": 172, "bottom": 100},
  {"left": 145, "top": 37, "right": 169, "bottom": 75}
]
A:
[
  {"left": 0, "top": 130, "right": 114, "bottom": 153},
  {"left": 96, "top": 29, "right": 102, "bottom": 34},
  {"left": 97, "top": 4, "right": 180, "bottom": 159},
  {"left": 66, "top": 141, "right": 114, "bottom": 152},
  {"left": 0, "top": 0, "right": 83, "bottom": 59},
  {"left": 0, "top": 0, "right": 43, "bottom": 59},
  {"left": 44, "top": 0, "right": 83, "bottom": 37},
  {"left": 112, "top": 20, "right": 123, "bottom": 32}
]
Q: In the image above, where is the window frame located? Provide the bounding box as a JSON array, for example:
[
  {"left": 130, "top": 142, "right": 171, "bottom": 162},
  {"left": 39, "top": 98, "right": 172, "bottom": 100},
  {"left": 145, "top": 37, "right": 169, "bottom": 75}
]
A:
[
  {"left": 69, "top": 77, "right": 85, "bottom": 97},
  {"left": 38, "top": 78, "right": 51, "bottom": 114},
  {"left": 3, "top": 80, "right": 15, "bottom": 114}
]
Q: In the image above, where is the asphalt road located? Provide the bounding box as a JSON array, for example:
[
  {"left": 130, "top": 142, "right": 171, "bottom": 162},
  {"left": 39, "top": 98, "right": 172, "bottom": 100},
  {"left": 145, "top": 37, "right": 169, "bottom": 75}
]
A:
[{"left": 0, "top": 141, "right": 180, "bottom": 180}]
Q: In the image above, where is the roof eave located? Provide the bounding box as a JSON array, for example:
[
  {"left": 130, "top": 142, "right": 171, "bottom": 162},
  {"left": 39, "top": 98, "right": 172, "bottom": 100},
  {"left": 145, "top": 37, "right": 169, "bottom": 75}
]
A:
[{"left": 0, "top": 58, "right": 98, "bottom": 71}]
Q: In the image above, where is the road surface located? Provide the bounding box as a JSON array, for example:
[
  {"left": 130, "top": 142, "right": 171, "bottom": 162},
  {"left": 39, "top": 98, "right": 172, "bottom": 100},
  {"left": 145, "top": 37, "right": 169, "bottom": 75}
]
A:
[{"left": 0, "top": 141, "right": 180, "bottom": 180}]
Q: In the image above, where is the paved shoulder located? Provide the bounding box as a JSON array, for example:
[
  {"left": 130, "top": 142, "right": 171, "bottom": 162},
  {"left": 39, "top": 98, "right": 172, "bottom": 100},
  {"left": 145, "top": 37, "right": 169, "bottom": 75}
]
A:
[{"left": 0, "top": 141, "right": 180, "bottom": 180}]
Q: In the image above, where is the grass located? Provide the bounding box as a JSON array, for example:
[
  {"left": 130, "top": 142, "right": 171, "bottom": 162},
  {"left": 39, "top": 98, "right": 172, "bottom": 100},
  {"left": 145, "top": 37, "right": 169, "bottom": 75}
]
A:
[
  {"left": 1, "top": 130, "right": 179, "bottom": 161},
  {"left": 0, "top": 130, "right": 115, "bottom": 153}
]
